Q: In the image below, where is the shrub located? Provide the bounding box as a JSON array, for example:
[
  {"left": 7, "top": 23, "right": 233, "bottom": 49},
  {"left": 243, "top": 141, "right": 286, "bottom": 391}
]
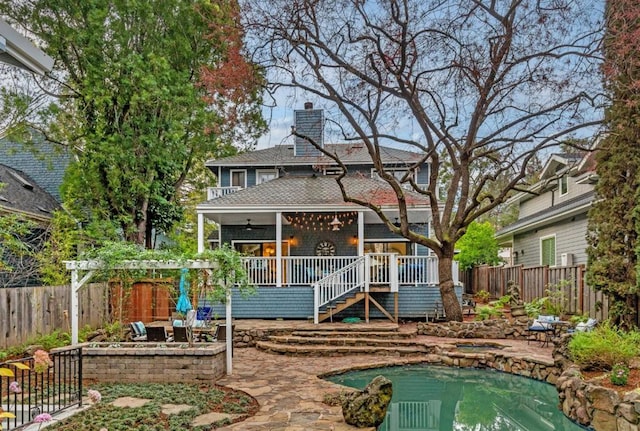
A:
[
  {"left": 474, "top": 305, "right": 503, "bottom": 321},
  {"left": 474, "top": 290, "right": 490, "bottom": 302},
  {"left": 610, "top": 363, "right": 630, "bottom": 386},
  {"left": 568, "top": 321, "right": 640, "bottom": 370}
]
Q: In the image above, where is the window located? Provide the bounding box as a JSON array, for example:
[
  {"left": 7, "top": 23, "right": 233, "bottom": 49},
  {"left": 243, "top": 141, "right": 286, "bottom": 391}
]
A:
[
  {"left": 256, "top": 169, "right": 278, "bottom": 185},
  {"left": 230, "top": 170, "right": 246, "bottom": 188},
  {"left": 541, "top": 235, "right": 556, "bottom": 267},
  {"left": 371, "top": 168, "right": 415, "bottom": 184},
  {"left": 559, "top": 175, "right": 568, "bottom": 196},
  {"left": 364, "top": 241, "right": 410, "bottom": 255}
]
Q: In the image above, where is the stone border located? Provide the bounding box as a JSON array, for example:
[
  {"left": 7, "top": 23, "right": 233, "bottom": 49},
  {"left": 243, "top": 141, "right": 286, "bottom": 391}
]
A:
[
  {"left": 415, "top": 321, "right": 640, "bottom": 431},
  {"left": 78, "top": 342, "right": 227, "bottom": 383}
]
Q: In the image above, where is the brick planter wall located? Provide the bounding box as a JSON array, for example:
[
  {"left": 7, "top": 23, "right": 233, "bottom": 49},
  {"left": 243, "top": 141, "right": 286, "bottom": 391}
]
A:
[{"left": 80, "top": 342, "right": 227, "bottom": 383}]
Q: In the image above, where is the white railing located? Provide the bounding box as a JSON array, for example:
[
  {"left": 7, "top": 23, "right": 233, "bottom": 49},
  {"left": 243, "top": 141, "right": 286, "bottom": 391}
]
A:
[
  {"left": 241, "top": 255, "right": 448, "bottom": 287},
  {"left": 397, "top": 255, "right": 439, "bottom": 285},
  {"left": 313, "top": 257, "right": 366, "bottom": 324},
  {"left": 206, "top": 186, "right": 242, "bottom": 200}
]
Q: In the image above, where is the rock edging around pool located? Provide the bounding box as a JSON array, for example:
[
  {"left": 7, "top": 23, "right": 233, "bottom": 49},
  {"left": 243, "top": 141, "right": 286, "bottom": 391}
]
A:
[{"left": 419, "top": 320, "right": 640, "bottom": 431}]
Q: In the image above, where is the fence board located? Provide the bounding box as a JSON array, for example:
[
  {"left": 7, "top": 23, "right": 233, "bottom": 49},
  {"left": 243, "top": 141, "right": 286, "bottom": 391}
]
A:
[
  {"left": 464, "top": 264, "right": 609, "bottom": 320},
  {"left": 0, "top": 283, "right": 109, "bottom": 348}
]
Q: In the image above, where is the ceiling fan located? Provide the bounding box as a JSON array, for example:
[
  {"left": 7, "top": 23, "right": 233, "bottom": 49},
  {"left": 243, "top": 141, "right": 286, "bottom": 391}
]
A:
[{"left": 244, "top": 219, "right": 264, "bottom": 231}]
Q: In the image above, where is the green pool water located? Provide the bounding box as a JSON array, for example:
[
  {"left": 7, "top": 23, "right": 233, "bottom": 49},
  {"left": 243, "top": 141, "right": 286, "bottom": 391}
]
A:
[{"left": 327, "top": 364, "right": 586, "bottom": 431}]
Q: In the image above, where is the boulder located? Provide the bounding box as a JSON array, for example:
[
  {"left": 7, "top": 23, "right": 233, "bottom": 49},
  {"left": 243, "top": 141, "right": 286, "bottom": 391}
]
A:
[{"left": 341, "top": 375, "right": 393, "bottom": 428}]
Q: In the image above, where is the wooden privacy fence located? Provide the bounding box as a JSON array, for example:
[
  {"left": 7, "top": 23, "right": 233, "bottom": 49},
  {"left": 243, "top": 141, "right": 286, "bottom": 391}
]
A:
[
  {"left": 462, "top": 264, "right": 609, "bottom": 321},
  {"left": 0, "top": 283, "right": 109, "bottom": 348}
]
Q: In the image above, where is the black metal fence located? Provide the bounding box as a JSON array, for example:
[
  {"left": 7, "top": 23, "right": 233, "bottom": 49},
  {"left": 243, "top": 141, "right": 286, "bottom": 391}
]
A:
[{"left": 1, "top": 347, "right": 82, "bottom": 430}]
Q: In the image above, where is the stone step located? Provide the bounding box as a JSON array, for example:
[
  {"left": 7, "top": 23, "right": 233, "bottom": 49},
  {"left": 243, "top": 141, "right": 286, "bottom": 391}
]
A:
[
  {"left": 292, "top": 324, "right": 400, "bottom": 333},
  {"left": 290, "top": 330, "right": 415, "bottom": 339},
  {"left": 268, "top": 335, "right": 422, "bottom": 347},
  {"left": 255, "top": 341, "right": 429, "bottom": 356}
]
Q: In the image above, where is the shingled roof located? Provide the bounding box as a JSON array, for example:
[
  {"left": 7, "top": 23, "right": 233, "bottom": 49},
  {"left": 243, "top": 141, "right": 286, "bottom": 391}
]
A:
[
  {"left": 0, "top": 137, "right": 71, "bottom": 203},
  {"left": 0, "top": 164, "right": 60, "bottom": 222},
  {"left": 205, "top": 143, "right": 426, "bottom": 168},
  {"left": 199, "top": 175, "right": 430, "bottom": 209}
]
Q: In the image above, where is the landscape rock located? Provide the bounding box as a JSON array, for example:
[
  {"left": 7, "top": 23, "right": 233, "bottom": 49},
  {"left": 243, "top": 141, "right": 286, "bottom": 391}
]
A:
[{"left": 341, "top": 375, "right": 392, "bottom": 427}]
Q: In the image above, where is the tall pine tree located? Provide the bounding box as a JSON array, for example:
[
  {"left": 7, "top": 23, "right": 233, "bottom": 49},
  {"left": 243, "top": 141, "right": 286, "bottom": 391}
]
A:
[{"left": 586, "top": 0, "right": 640, "bottom": 328}]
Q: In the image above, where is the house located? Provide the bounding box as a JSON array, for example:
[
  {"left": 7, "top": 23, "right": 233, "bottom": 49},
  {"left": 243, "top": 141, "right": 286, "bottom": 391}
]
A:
[
  {"left": 495, "top": 150, "right": 597, "bottom": 268},
  {"left": 0, "top": 18, "right": 54, "bottom": 75},
  {"left": 0, "top": 163, "right": 60, "bottom": 286},
  {"left": 196, "top": 103, "right": 462, "bottom": 323}
]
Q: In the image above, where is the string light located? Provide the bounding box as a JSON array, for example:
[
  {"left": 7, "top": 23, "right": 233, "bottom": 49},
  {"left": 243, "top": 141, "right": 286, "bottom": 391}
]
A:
[{"left": 285, "top": 211, "right": 358, "bottom": 231}]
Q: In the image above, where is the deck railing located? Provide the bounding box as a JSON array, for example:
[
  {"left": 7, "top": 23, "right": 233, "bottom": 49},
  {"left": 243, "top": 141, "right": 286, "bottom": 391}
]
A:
[
  {"left": 241, "top": 255, "right": 450, "bottom": 287},
  {"left": 1, "top": 347, "right": 82, "bottom": 430},
  {"left": 313, "top": 257, "right": 366, "bottom": 324},
  {"left": 206, "top": 186, "right": 242, "bottom": 200}
]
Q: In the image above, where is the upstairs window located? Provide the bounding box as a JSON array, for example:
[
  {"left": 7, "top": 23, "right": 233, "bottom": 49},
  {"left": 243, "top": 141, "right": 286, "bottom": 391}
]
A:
[
  {"left": 230, "top": 169, "right": 246, "bottom": 188},
  {"left": 559, "top": 174, "right": 568, "bottom": 196},
  {"left": 256, "top": 169, "right": 278, "bottom": 185},
  {"left": 372, "top": 168, "right": 415, "bottom": 185}
]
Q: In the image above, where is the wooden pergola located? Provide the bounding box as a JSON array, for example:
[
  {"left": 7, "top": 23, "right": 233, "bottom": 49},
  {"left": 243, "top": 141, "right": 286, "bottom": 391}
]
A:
[{"left": 64, "top": 259, "right": 235, "bottom": 374}]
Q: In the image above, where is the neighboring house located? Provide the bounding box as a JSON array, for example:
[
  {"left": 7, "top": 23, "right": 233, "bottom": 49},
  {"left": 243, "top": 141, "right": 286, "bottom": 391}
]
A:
[
  {"left": 495, "top": 151, "right": 597, "bottom": 268},
  {"left": 0, "top": 18, "right": 54, "bottom": 75},
  {"left": 0, "top": 163, "right": 60, "bottom": 287},
  {"left": 0, "top": 137, "right": 71, "bottom": 203},
  {"left": 196, "top": 103, "right": 462, "bottom": 323}
]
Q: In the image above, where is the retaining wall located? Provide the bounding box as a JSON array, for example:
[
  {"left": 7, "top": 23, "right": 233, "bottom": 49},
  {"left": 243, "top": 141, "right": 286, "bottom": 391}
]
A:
[{"left": 79, "top": 342, "right": 227, "bottom": 383}]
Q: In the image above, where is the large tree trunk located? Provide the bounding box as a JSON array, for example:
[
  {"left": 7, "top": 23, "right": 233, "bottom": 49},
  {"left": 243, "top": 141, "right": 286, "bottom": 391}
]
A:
[{"left": 438, "top": 255, "right": 463, "bottom": 322}]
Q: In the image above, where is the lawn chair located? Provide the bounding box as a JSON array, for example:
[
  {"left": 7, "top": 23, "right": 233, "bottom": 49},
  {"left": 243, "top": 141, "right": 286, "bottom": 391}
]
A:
[
  {"left": 145, "top": 326, "right": 169, "bottom": 342},
  {"left": 568, "top": 318, "right": 598, "bottom": 334},
  {"left": 129, "top": 321, "right": 147, "bottom": 341}
]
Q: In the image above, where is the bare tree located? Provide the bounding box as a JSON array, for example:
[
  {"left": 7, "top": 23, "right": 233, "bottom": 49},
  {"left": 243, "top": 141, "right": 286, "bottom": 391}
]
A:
[{"left": 244, "top": 0, "right": 605, "bottom": 320}]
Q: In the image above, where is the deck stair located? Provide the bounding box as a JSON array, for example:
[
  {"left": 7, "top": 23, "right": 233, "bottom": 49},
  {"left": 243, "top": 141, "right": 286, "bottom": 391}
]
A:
[
  {"left": 318, "top": 290, "right": 367, "bottom": 323},
  {"left": 255, "top": 325, "right": 428, "bottom": 356}
]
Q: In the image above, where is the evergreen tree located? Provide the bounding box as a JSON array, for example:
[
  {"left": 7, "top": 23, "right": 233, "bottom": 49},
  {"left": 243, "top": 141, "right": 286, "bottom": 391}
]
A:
[{"left": 586, "top": 0, "right": 640, "bottom": 328}]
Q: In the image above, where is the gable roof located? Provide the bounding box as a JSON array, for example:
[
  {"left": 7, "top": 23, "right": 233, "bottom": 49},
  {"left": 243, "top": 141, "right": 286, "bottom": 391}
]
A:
[
  {"left": 206, "top": 143, "right": 427, "bottom": 168},
  {"left": 0, "top": 164, "right": 60, "bottom": 222}
]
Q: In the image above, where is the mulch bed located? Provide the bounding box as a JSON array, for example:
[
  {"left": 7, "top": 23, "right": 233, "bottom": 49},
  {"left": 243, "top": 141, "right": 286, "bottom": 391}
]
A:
[{"left": 582, "top": 368, "right": 640, "bottom": 395}]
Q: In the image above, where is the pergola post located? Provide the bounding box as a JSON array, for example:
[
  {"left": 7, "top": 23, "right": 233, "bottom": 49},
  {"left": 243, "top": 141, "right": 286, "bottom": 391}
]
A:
[{"left": 226, "top": 290, "right": 232, "bottom": 375}]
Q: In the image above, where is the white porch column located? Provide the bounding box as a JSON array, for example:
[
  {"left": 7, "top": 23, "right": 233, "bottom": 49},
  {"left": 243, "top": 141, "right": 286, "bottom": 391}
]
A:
[
  {"left": 276, "top": 212, "right": 282, "bottom": 287},
  {"left": 357, "top": 211, "right": 364, "bottom": 256},
  {"left": 226, "top": 291, "right": 233, "bottom": 375},
  {"left": 71, "top": 269, "right": 79, "bottom": 345},
  {"left": 197, "top": 212, "right": 205, "bottom": 253}
]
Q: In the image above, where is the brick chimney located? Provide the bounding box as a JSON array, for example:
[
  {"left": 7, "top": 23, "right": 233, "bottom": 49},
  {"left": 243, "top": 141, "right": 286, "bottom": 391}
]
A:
[{"left": 294, "top": 102, "right": 323, "bottom": 156}]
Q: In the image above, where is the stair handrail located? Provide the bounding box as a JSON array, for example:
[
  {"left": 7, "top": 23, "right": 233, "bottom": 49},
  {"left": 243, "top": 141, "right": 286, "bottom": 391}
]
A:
[{"left": 313, "top": 256, "right": 365, "bottom": 324}]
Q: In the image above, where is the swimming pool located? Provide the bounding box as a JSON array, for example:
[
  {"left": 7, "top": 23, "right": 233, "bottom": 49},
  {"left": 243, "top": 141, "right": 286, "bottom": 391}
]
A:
[{"left": 327, "top": 364, "right": 586, "bottom": 430}]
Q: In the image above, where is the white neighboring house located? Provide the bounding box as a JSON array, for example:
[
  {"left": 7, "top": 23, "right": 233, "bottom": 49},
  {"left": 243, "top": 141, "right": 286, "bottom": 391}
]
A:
[
  {"left": 0, "top": 18, "right": 53, "bottom": 75},
  {"left": 495, "top": 150, "right": 597, "bottom": 268}
]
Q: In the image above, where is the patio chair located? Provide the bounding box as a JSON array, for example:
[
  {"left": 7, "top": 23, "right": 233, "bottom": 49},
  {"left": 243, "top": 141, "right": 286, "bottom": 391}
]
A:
[
  {"left": 129, "top": 321, "right": 147, "bottom": 341},
  {"left": 527, "top": 315, "right": 557, "bottom": 346},
  {"left": 172, "top": 326, "right": 190, "bottom": 342},
  {"left": 145, "top": 326, "right": 169, "bottom": 342}
]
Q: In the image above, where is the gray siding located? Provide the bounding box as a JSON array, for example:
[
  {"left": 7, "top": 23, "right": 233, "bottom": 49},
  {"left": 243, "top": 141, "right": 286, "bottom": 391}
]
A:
[
  {"left": 513, "top": 213, "right": 588, "bottom": 267},
  {"left": 205, "top": 285, "right": 463, "bottom": 320}
]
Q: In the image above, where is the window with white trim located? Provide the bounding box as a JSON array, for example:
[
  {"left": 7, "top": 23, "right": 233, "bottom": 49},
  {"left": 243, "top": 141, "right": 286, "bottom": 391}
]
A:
[
  {"left": 540, "top": 235, "right": 556, "bottom": 267},
  {"left": 256, "top": 169, "right": 278, "bottom": 185},
  {"left": 230, "top": 170, "right": 246, "bottom": 188},
  {"left": 559, "top": 175, "right": 568, "bottom": 196}
]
